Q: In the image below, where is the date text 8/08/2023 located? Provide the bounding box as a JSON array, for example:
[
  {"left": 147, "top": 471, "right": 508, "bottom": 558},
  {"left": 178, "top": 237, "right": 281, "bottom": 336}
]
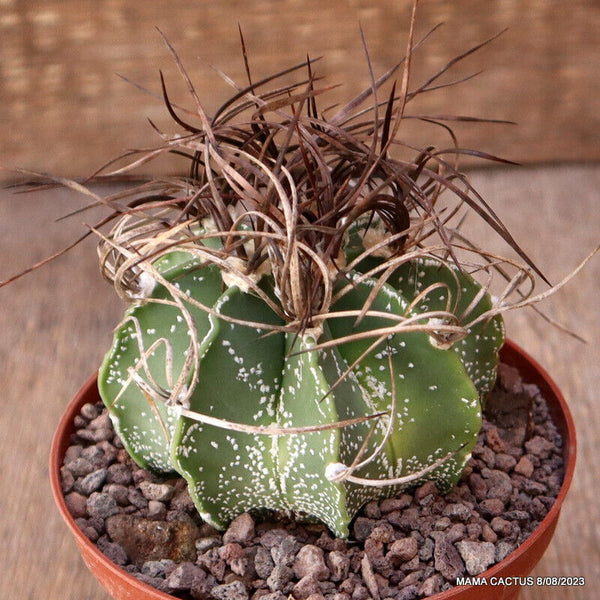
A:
[{"left": 455, "top": 576, "right": 586, "bottom": 587}]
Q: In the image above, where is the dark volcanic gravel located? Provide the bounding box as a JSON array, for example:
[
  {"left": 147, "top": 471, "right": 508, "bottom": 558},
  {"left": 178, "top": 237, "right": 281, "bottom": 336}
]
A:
[{"left": 60, "top": 363, "right": 565, "bottom": 600}]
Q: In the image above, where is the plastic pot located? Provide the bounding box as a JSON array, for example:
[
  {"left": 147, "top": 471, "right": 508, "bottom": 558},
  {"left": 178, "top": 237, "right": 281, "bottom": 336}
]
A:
[{"left": 50, "top": 339, "right": 576, "bottom": 600}]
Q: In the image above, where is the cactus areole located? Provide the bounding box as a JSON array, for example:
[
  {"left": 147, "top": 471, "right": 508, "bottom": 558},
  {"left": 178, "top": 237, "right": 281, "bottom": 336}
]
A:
[{"left": 91, "top": 28, "right": 537, "bottom": 538}]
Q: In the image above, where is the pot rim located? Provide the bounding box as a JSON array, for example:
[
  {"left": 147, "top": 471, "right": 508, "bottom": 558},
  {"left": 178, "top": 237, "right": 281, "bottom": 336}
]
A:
[{"left": 49, "top": 338, "right": 576, "bottom": 599}]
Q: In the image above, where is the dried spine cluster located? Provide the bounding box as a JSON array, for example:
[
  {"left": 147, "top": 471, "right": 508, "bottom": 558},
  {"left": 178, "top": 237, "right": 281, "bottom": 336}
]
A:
[{"left": 90, "top": 21, "right": 558, "bottom": 537}]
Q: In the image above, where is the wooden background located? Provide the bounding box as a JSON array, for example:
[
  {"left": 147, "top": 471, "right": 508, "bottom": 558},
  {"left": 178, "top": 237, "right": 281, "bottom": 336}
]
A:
[
  {"left": 1, "top": 0, "right": 600, "bottom": 179},
  {"left": 1, "top": 1, "right": 599, "bottom": 599}
]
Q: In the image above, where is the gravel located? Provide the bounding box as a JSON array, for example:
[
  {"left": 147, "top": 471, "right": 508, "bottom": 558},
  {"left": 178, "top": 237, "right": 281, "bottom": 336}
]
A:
[{"left": 60, "top": 363, "right": 565, "bottom": 599}]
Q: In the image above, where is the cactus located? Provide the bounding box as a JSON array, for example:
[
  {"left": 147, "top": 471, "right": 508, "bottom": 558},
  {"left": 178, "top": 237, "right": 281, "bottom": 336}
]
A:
[
  {"left": 90, "top": 24, "right": 542, "bottom": 538},
  {"left": 98, "top": 246, "right": 503, "bottom": 537}
]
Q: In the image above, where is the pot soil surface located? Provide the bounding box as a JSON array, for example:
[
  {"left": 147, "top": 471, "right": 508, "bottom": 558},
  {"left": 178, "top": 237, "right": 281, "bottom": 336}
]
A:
[{"left": 59, "top": 362, "right": 564, "bottom": 600}]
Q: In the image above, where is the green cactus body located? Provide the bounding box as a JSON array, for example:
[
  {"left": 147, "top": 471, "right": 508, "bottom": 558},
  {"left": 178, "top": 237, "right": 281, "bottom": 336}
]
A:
[
  {"left": 172, "top": 285, "right": 287, "bottom": 527},
  {"left": 98, "top": 250, "right": 502, "bottom": 537},
  {"left": 392, "top": 258, "right": 505, "bottom": 398},
  {"left": 98, "top": 254, "right": 223, "bottom": 472},
  {"left": 328, "top": 272, "right": 481, "bottom": 493}
]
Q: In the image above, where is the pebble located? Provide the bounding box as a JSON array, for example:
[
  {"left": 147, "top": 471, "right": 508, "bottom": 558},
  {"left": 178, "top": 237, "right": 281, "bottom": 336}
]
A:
[
  {"left": 138, "top": 481, "right": 175, "bottom": 502},
  {"left": 80, "top": 402, "right": 99, "bottom": 420},
  {"left": 105, "top": 483, "right": 130, "bottom": 506},
  {"left": 479, "top": 498, "right": 505, "bottom": 518},
  {"left": 514, "top": 456, "right": 535, "bottom": 477},
  {"left": 259, "top": 593, "right": 287, "bottom": 600},
  {"left": 106, "top": 463, "right": 133, "bottom": 486},
  {"left": 81, "top": 445, "right": 106, "bottom": 468},
  {"left": 212, "top": 580, "right": 249, "bottom": 600},
  {"left": 379, "top": 495, "right": 412, "bottom": 514},
  {"left": 414, "top": 481, "right": 438, "bottom": 506},
  {"left": 292, "top": 574, "right": 322, "bottom": 600},
  {"left": 164, "top": 562, "right": 205, "bottom": 591},
  {"left": 196, "top": 536, "right": 222, "bottom": 553},
  {"left": 388, "top": 538, "right": 418, "bottom": 563},
  {"left": 490, "top": 517, "right": 514, "bottom": 538},
  {"left": 456, "top": 541, "right": 495, "bottom": 576},
  {"left": 327, "top": 551, "right": 350, "bottom": 582},
  {"left": 223, "top": 513, "right": 255, "bottom": 546},
  {"left": 87, "top": 492, "right": 119, "bottom": 519},
  {"left": 142, "top": 559, "right": 176, "bottom": 578},
  {"left": 483, "top": 470, "right": 513, "bottom": 503},
  {"left": 255, "top": 545, "right": 275, "bottom": 579},
  {"left": 352, "top": 517, "right": 377, "bottom": 542},
  {"left": 495, "top": 453, "right": 517, "bottom": 472},
  {"left": 76, "top": 468, "right": 107, "bottom": 495},
  {"left": 97, "top": 535, "right": 128, "bottom": 566},
  {"left": 525, "top": 436, "right": 555, "bottom": 459},
  {"left": 266, "top": 564, "right": 294, "bottom": 592},
  {"left": 293, "top": 545, "right": 329, "bottom": 580},
  {"left": 147, "top": 500, "right": 168, "bottom": 520},
  {"left": 66, "top": 457, "right": 94, "bottom": 478},
  {"left": 433, "top": 534, "right": 465, "bottom": 580},
  {"left": 270, "top": 534, "right": 300, "bottom": 567},
  {"left": 419, "top": 574, "right": 443, "bottom": 596},
  {"left": 397, "top": 585, "right": 420, "bottom": 600},
  {"left": 443, "top": 503, "right": 472, "bottom": 522},
  {"left": 495, "top": 541, "right": 517, "bottom": 562},
  {"left": 60, "top": 374, "right": 565, "bottom": 600},
  {"left": 64, "top": 491, "right": 88, "bottom": 518}
]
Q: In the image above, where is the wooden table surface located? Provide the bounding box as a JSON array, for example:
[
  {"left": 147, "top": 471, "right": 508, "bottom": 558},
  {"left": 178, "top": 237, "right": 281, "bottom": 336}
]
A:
[{"left": 0, "top": 164, "right": 598, "bottom": 599}]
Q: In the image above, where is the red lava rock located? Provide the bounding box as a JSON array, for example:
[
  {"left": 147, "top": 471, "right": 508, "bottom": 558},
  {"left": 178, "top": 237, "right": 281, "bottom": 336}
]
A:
[
  {"left": 388, "top": 538, "right": 418, "bottom": 564},
  {"left": 292, "top": 574, "right": 321, "bottom": 599},
  {"left": 223, "top": 513, "right": 255, "bottom": 546},
  {"left": 64, "top": 491, "right": 88, "bottom": 518},
  {"left": 266, "top": 564, "right": 294, "bottom": 592},
  {"left": 456, "top": 540, "right": 495, "bottom": 576},
  {"left": 379, "top": 495, "right": 412, "bottom": 514},
  {"left": 61, "top": 371, "right": 565, "bottom": 599},
  {"left": 468, "top": 473, "right": 487, "bottom": 501},
  {"left": 368, "top": 523, "right": 395, "bottom": 544},
  {"left": 479, "top": 498, "right": 506, "bottom": 518},
  {"left": 490, "top": 516, "right": 514, "bottom": 538},
  {"left": 211, "top": 580, "right": 249, "bottom": 600},
  {"left": 327, "top": 551, "right": 350, "bottom": 582},
  {"left": 164, "top": 561, "right": 206, "bottom": 591},
  {"left": 514, "top": 456, "right": 535, "bottom": 477},
  {"left": 419, "top": 574, "right": 443, "bottom": 596},
  {"left": 414, "top": 481, "right": 438, "bottom": 506},
  {"left": 486, "top": 426, "right": 507, "bottom": 453},
  {"left": 105, "top": 514, "right": 199, "bottom": 566},
  {"left": 106, "top": 462, "right": 133, "bottom": 486},
  {"left": 352, "top": 517, "right": 377, "bottom": 541},
  {"left": 293, "top": 545, "right": 329, "bottom": 581},
  {"left": 524, "top": 435, "right": 554, "bottom": 459},
  {"left": 139, "top": 480, "right": 175, "bottom": 502},
  {"left": 495, "top": 453, "right": 517, "bottom": 472},
  {"left": 87, "top": 491, "right": 119, "bottom": 519},
  {"left": 481, "top": 523, "right": 498, "bottom": 543},
  {"left": 433, "top": 534, "right": 465, "bottom": 581},
  {"left": 483, "top": 469, "right": 513, "bottom": 503}
]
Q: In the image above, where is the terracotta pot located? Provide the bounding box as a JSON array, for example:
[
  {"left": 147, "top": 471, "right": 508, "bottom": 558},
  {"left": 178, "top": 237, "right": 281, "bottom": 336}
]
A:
[{"left": 50, "top": 339, "right": 576, "bottom": 600}]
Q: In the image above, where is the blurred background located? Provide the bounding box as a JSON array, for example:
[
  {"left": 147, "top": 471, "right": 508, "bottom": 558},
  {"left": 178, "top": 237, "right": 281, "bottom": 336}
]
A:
[{"left": 2, "top": 0, "right": 599, "bottom": 180}]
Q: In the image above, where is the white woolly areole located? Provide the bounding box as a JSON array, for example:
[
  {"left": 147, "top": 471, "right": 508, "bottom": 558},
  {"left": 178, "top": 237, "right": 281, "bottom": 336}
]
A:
[
  {"left": 325, "top": 462, "right": 348, "bottom": 481},
  {"left": 427, "top": 317, "right": 455, "bottom": 350},
  {"left": 134, "top": 271, "right": 157, "bottom": 299}
]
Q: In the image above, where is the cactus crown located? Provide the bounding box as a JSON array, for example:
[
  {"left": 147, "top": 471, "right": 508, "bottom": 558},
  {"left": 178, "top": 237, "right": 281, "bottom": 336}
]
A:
[{"left": 79, "top": 17, "right": 557, "bottom": 536}]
